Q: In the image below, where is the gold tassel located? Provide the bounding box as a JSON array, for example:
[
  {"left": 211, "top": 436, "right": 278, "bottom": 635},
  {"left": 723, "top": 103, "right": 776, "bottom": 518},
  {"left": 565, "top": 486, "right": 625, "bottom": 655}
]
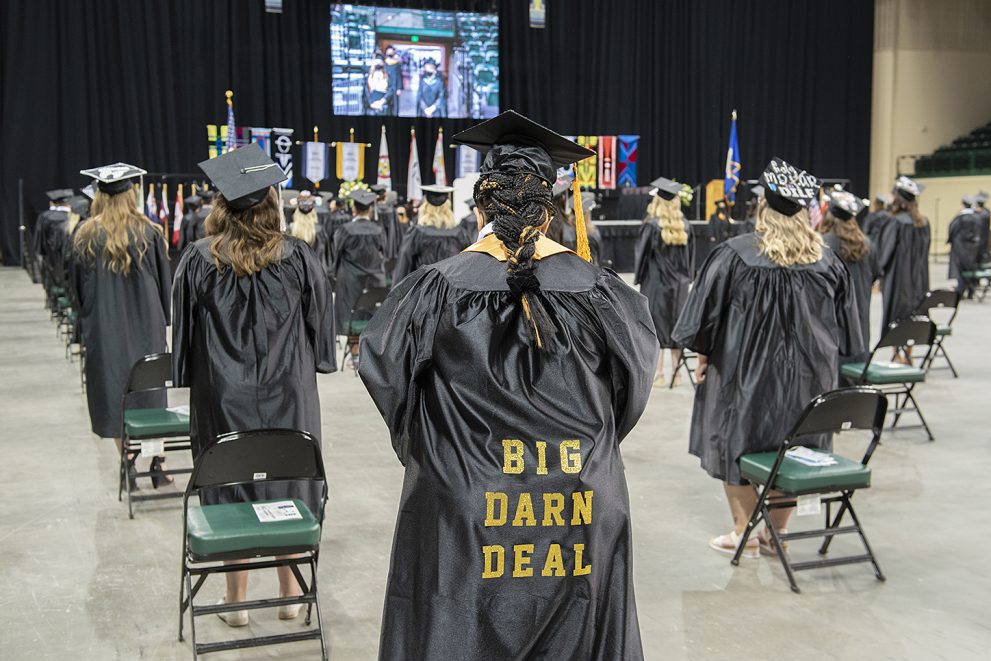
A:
[{"left": 572, "top": 176, "right": 592, "bottom": 262}]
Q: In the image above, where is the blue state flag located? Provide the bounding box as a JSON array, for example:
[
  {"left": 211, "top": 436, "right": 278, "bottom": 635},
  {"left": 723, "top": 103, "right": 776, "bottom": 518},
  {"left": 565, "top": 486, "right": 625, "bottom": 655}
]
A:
[{"left": 724, "top": 111, "right": 741, "bottom": 204}]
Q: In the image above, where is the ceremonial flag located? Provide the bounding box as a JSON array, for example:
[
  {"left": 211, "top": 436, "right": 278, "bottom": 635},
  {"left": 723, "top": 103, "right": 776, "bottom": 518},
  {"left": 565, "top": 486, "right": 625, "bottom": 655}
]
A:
[
  {"left": 724, "top": 110, "right": 741, "bottom": 205},
  {"left": 145, "top": 185, "right": 158, "bottom": 224},
  {"left": 576, "top": 136, "right": 598, "bottom": 189},
  {"left": 407, "top": 129, "right": 422, "bottom": 202},
  {"left": 158, "top": 183, "right": 170, "bottom": 233},
  {"left": 336, "top": 142, "right": 365, "bottom": 181},
  {"left": 272, "top": 128, "right": 294, "bottom": 187},
  {"left": 172, "top": 184, "right": 183, "bottom": 247},
  {"left": 597, "top": 135, "right": 617, "bottom": 190},
  {"left": 529, "top": 0, "right": 546, "bottom": 28},
  {"left": 303, "top": 142, "right": 330, "bottom": 185},
  {"left": 207, "top": 125, "right": 224, "bottom": 158},
  {"left": 377, "top": 127, "right": 392, "bottom": 190},
  {"left": 432, "top": 127, "right": 447, "bottom": 185},
  {"left": 617, "top": 134, "right": 638, "bottom": 187},
  {"left": 455, "top": 145, "right": 480, "bottom": 179},
  {"left": 250, "top": 128, "right": 272, "bottom": 156},
  {"left": 225, "top": 94, "right": 237, "bottom": 153}
]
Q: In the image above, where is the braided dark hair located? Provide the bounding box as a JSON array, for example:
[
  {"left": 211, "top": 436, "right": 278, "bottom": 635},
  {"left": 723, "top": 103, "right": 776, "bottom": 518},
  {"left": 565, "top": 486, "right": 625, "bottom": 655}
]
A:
[{"left": 473, "top": 171, "right": 558, "bottom": 349}]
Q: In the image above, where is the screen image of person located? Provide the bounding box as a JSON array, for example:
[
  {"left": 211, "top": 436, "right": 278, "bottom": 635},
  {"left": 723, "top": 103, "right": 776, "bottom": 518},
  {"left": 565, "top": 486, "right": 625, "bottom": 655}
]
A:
[
  {"left": 417, "top": 58, "right": 446, "bottom": 118},
  {"left": 364, "top": 53, "right": 392, "bottom": 116}
]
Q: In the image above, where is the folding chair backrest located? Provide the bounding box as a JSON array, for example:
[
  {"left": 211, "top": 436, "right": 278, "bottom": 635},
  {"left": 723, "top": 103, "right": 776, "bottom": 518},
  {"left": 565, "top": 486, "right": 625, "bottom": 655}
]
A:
[
  {"left": 873, "top": 318, "right": 936, "bottom": 352},
  {"left": 352, "top": 286, "right": 391, "bottom": 318},
  {"left": 126, "top": 352, "right": 172, "bottom": 394},
  {"left": 914, "top": 289, "right": 959, "bottom": 314},
  {"left": 187, "top": 429, "right": 325, "bottom": 493},
  {"left": 788, "top": 387, "right": 888, "bottom": 438}
]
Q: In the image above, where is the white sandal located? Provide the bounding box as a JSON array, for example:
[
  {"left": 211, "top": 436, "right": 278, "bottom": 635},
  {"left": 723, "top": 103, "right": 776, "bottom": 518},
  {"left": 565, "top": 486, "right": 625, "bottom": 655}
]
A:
[
  {"left": 709, "top": 530, "right": 759, "bottom": 559},
  {"left": 216, "top": 598, "right": 249, "bottom": 627}
]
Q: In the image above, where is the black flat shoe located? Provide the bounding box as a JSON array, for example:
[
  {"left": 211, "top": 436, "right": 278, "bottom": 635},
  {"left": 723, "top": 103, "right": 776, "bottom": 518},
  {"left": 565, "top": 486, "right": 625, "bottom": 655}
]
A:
[{"left": 149, "top": 456, "right": 174, "bottom": 489}]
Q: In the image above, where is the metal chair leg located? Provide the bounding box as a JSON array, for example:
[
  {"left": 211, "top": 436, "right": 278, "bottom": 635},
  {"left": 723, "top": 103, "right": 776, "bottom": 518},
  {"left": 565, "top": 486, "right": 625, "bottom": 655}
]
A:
[
  {"left": 764, "top": 507, "right": 801, "bottom": 593},
  {"left": 844, "top": 496, "right": 885, "bottom": 581},
  {"left": 907, "top": 391, "right": 934, "bottom": 441},
  {"left": 732, "top": 487, "right": 766, "bottom": 566}
]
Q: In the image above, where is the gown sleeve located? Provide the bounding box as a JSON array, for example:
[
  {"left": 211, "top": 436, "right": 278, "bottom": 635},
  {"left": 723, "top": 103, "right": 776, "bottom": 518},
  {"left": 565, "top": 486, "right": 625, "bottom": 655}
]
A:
[
  {"left": 591, "top": 272, "right": 659, "bottom": 442},
  {"left": 300, "top": 244, "right": 337, "bottom": 374},
  {"left": 358, "top": 267, "right": 446, "bottom": 464},
  {"left": 831, "top": 255, "right": 865, "bottom": 359},
  {"left": 170, "top": 247, "right": 199, "bottom": 387},
  {"left": 153, "top": 231, "right": 172, "bottom": 325},
  {"left": 632, "top": 221, "right": 654, "bottom": 286},
  {"left": 671, "top": 245, "right": 738, "bottom": 355},
  {"left": 876, "top": 217, "right": 899, "bottom": 277}
]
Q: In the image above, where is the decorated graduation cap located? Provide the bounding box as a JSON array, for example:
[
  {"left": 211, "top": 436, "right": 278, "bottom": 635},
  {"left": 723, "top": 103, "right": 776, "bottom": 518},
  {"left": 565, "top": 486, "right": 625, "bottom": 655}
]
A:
[
  {"left": 452, "top": 109, "right": 597, "bottom": 262},
  {"left": 648, "top": 177, "right": 682, "bottom": 201},
  {"left": 826, "top": 188, "right": 865, "bottom": 220},
  {"left": 893, "top": 175, "right": 923, "bottom": 202},
  {"left": 421, "top": 184, "right": 454, "bottom": 207},
  {"left": 348, "top": 188, "right": 378, "bottom": 210},
  {"left": 46, "top": 189, "right": 74, "bottom": 203},
  {"left": 79, "top": 163, "right": 147, "bottom": 196},
  {"left": 758, "top": 157, "right": 821, "bottom": 216},
  {"left": 198, "top": 143, "right": 287, "bottom": 211}
]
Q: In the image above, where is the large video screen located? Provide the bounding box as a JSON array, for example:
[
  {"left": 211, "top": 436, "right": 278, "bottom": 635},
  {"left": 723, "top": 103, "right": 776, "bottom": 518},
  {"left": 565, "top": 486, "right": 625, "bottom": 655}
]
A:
[{"left": 331, "top": 4, "right": 499, "bottom": 119}]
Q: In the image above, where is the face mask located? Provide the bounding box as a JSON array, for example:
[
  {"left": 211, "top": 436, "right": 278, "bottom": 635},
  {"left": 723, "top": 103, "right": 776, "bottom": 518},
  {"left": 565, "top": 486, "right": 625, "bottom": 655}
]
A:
[{"left": 299, "top": 203, "right": 315, "bottom": 213}]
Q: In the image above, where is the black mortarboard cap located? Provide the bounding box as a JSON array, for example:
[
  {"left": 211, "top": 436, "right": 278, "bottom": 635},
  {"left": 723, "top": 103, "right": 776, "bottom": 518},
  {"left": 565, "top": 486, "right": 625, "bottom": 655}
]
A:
[
  {"left": 893, "top": 176, "right": 922, "bottom": 202},
  {"left": 68, "top": 196, "right": 90, "bottom": 217},
  {"left": 826, "top": 188, "right": 865, "bottom": 220},
  {"left": 758, "top": 157, "right": 821, "bottom": 216},
  {"left": 466, "top": 198, "right": 476, "bottom": 210},
  {"left": 451, "top": 110, "right": 595, "bottom": 184},
  {"left": 370, "top": 184, "right": 387, "bottom": 194},
  {"left": 976, "top": 191, "right": 988, "bottom": 205},
  {"left": 962, "top": 194, "right": 976, "bottom": 207},
  {"left": 46, "top": 189, "right": 74, "bottom": 202},
  {"left": 79, "top": 163, "right": 147, "bottom": 195},
  {"left": 421, "top": 184, "right": 454, "bottom": 206},
  {"left": 198, "top": 144, "right": 286, "bottom": 211},
  {"left": 348, "top": 189, "right": 378, "bottom": 209},
  {"left": 183, "top": 195, "right": 202, "bottom": 207},
  {"left": 648, "top": 177, "right": 682, "bottom": 201}
]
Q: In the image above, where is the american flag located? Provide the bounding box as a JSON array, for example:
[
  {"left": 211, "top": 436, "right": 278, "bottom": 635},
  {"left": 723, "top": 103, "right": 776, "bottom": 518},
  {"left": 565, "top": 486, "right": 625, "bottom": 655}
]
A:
[{"left": 225, "top": 98, "right": 237, "bottom": 153}]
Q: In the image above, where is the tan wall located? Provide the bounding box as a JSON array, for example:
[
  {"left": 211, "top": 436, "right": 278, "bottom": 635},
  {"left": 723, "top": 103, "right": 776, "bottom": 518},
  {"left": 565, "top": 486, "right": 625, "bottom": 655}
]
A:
[{"left": 870, "top": 0, "right": 991, "bottom": 195}]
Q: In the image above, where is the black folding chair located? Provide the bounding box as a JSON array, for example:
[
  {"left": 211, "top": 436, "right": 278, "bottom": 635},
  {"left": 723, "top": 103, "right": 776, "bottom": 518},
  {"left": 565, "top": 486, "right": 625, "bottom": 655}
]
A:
[
  {"left": 911, "top": 290, "right": 959, "bottom": 377},
  {"left": 733, "top": 387, "right": 888, "bottom": 593},
  {"left": 119, "top": 353, "right": 193, "bottom": 518},
  {"left": 342, "top": 286, "right": 390, "bottom": 375},
  {"left": 669, "top": 348, "right": 697, "bottom": 389},
  {"left": 840, "top": 317, "right": 936, "bottom": 441},
  {"left": 178, "top": 429, "right": 328, "bottom": 660}
]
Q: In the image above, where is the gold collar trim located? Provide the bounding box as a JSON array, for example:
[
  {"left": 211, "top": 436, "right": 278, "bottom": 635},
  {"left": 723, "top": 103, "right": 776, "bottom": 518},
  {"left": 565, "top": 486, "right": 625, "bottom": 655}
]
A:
[{"left": 463, "top": 233, "right": 575, "bottom": 262}]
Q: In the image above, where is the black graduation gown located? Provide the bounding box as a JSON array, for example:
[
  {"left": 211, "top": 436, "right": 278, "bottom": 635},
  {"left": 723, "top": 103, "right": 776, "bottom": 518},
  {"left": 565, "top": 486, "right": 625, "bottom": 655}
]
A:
[
  {"left": 171, "top": 237, "right": 336, "bottom": 510},
  {"left": 376, "top": 203, "right": 403, "bottom": 259},
  {"left": 288, "top": 213, "right": 332, "bottom": 274},
  {"left": 947, "top": 211, "right": 982, "bottom": 282},
  {"left": 974, "top": 207, "right": 990, "bottom": 262},
  {"left": 823, "top": 232, "right": 878, "bottom": 362},
  {"left": 35, "top": 209, "right": 69, "bottom": 285},
  {"left": 416, "top": 74, "right": 446, "bottom": 117},
  {"left": 181, "top": 208, "right": 210, "bottom": 248},
  {"left": 863, "top": 210, "right": 890, "bottom": 248},
  {"left": 392, "top": 225, "right": 464, "bottom": 283},
  {"left": 73, "top": 223, "right": 171, "bottom": 438},
  {"left": 331, "top": 218, "right": 386, "bottom": 335},
  {"left": 707, "top": 213, "right": 731, "bottom": 245},
  {"left": 633, "top": 219, "right": 694, "bottom": 348},
  {"left": 458, "top": 213, "right": 479, "bottom": 248},
  {"left": 359, "top": 235, "right": 656, "bottom": 661},
  {"left": 672, "top": 234, "right": 862, "bottom": 485},
  {"left": 559, "top": 222, "right": 603, "bottom": 266},
  {"left": 878, "top": 212, "right": 930, "bottom": 332}
]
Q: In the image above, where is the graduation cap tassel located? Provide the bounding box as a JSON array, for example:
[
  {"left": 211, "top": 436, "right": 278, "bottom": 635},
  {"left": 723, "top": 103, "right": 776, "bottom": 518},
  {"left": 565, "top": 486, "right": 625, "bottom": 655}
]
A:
[{"left": 571, "top": 175, "right": 592, "bottom": 262}]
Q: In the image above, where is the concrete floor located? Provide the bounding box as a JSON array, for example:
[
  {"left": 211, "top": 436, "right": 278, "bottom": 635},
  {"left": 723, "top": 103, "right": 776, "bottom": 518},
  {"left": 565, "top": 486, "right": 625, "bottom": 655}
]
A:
[{"left": 1, "top": 264, "right": 989, "bottom": 661}]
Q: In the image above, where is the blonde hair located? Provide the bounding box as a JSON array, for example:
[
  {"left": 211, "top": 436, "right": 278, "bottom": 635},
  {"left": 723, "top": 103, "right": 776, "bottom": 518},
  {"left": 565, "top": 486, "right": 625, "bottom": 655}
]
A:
[
  {"left": 67, "top": 211, "right": 82, "bottom": 235},
  {"left": 755, "top": 198, "right": 823, "bottom": 267},
  {"left": 418, "top": 200, "right": 456, "bottom": 229},
  {"left": 646, "top": 195, "right": 688, "bottom": 246},
  {"left": 73, "top": 189, "right": 163, "bottom": 274},
  {"left": 205, "top": 187, "right": 284, "bottom": 276},
  {"left": 289, "top": 208, "right": 319, "bottom": 246}
]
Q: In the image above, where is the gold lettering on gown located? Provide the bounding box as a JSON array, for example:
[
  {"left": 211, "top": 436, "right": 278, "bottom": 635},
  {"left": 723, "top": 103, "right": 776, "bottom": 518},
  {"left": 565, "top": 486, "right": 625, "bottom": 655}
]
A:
[
  {"left": 484, "top": 492, "right": 508, "bottom": 527},
  {"left": 482, "top": 545, "right": 505, "bottom": 578},
  {"left": 512, "top": 544, "right": 535, "bottom": 578}
]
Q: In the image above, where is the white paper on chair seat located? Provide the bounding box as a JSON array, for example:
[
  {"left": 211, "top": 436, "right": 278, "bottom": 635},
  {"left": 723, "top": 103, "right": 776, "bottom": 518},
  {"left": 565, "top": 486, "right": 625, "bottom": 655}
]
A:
[
  {"left": 166, "top": 405, "right": 190, "bottom": 416},
  {"left": 786, "top": 447, "right": 838, "bottom": 467},
  {"left": 252, "top": 501, "right": 303, "bottom": 523},
  {"left": 140, "top": 440, "right": 165, "bottom": 457}
]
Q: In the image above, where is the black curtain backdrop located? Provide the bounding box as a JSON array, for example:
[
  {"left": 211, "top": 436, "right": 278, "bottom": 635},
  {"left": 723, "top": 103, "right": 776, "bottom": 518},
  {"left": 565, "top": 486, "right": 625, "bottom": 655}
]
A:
[{"left": 0, "top": 0, "right": 873, "bottom": 264}]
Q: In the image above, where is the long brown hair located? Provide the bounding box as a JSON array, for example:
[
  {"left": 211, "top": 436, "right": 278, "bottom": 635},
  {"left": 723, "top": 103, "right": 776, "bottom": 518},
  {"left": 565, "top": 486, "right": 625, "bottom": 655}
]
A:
[
  {"left": 205, "top": 186, "right": 283, "bottom": 276},
  {"left": 889, "top": 196, "right": 927, "bottom": 228},
  {"left": 645, "top": 195, "right": 688, "bottom": 246},
  {"left": 820, "top": 211, "right": 869, "bottom": 262},
  {"left": 73, "top": 189, "right": 163, "bottom": 274},
  {"left": 755, "top": 198, "right": 823, "bottom": 267}
]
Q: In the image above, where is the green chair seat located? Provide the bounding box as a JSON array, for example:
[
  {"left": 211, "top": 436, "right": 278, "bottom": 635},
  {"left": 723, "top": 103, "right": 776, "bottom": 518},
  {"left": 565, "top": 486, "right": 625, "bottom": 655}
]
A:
[
  {"left": 51, "top": 286, "right": 65, "bottom": 296},
  {"left": 962, "top": 269, "right": 991, "bottom": 279},
  {"left": 739, "top": 451, "right": 871, "bottom": 493},
  {"left": 841, "top": 361, "right": 926, "bottom": 384},
  {"left": 124, "top": 407, "right": 190, "bottom": 437},
  {"left": 347, "top": 319, "right": 369, "bottom": 335},
  {"left": 57, "top": 296, "right": 70, "bottom": 309},
  {"left": 186, "top": 499, "right": 320, "bottom": 557},
  {"left": 935, "top": 324, "right": 952, "bottom": 336}
]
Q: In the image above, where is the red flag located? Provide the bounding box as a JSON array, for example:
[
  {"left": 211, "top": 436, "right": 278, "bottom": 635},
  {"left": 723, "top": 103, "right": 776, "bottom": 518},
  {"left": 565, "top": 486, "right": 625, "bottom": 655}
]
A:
[
  {"left": 597, "top": 136, "right": 617, "bottom": 190},
  {"left": 172, "top": 186, "right": 184, "bottom": 247}
]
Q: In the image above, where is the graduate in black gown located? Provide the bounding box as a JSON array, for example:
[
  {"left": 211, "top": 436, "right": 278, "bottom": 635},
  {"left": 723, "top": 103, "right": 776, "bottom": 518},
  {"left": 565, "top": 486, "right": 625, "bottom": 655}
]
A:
[
  {"left": 947, "top": 195, "right": 983, "bottom": 297},
  {"left": 673, "top": 158, "right": 861, "bottom": 559},
  {"left": 558, "top": 191, "right": 603, "bottom": 265},
  {"left": 974, "top": 191, "right": 990, "bottom": 262},
  {"left": 360, "top": 110, "right": 656, "bottom": 661},
  {"left": 34, "top": 189, "right": 73, "bottom": 296},
  {"left": 878, "top": 176, "right": 930, "bottom": 360},
  {"left": 707, "top": 198, "right": 732, "bottom": 245},
  {"left": 181, "top": 189, "right": 213, "bottom": 247},
  {"left": 416, "top": 58, "right": 446, "bottom": 118},
  {"left": 457, "top": 197, "right": 483, "bottom": 247},
  {"left": 634, "top": 177, "right": 694, "bottom": 385},
  {"left": 172, "top": 145, "right": 336, "bottom": 625},
  {"left": 821, "top": 189, "right": 878, "bottom": 362},
  {"left": 861, "top": 193, "right": 890, "bottom": 238},
  {"left": 371, "top": 184, "right": 402, "bottom": 260},
  {"left": 393, "top": 184, "right": 463, "bottom": 283},
  {"left": 72, "top": 163, "right": 171, "bottom": 484},
  {"left": 176, "top": 194, "right": 201, "bottom": 253},
  {"left": 288, "top": 190, "right": 331, "bottom": 273},
  {"left": 331, "top": 188, "right": 386, "bottom": 364}
]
